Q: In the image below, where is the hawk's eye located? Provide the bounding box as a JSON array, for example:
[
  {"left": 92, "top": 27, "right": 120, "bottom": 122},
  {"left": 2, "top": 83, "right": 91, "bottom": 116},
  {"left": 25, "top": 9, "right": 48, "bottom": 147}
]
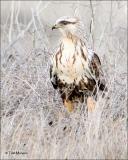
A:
[{"left": 60, "top": 21, "right": 69, "bottom": 25}]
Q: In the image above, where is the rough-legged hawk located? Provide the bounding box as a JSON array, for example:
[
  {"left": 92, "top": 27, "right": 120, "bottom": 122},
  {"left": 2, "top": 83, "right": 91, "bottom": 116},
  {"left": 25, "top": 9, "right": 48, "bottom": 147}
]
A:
[{"left": 50, "top": 16, "right": 106, "bottom": 112}]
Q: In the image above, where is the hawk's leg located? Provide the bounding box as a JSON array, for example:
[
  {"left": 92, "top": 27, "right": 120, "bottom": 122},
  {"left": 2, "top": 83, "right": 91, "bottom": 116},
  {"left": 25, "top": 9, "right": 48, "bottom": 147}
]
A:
[
  {"left": 60, "top": 91, "right": 74, "bottom": 112},
  {"left": 64, "top": 99, "right": 74, "bottom": 112},
  {"left": 87, "top": 96, "right": 96, "bottom": 112}
]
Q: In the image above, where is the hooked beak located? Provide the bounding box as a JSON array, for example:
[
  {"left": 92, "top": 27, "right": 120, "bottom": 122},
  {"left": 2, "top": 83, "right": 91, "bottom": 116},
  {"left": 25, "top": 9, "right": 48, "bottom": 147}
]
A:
[
  {"left": 52, "top": 24, "right": 60, "bottom": 30},
  {"left": 52, "top": 25, "right": 56, "bottom": 30}
]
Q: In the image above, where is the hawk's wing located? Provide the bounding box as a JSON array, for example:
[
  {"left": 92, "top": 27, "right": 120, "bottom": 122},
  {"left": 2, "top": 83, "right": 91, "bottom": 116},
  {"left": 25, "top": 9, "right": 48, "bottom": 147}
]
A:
[
  {"left": 90, "top": 52, "right": 101, "bottom": 78},
  {"left": 89, "top": 52, "right": 106, "bottom": 91}
]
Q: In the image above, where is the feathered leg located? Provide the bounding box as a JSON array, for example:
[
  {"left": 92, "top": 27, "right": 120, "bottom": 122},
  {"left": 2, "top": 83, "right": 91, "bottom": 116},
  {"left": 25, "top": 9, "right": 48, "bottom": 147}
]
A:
[
  {"left": 64, "top": 99, "right": 74, "bottom": 112},
  {"left": 87, "top": 96, "right": 96, "bottom": 112},
  {"left": 60, "top": 90, "right": 74, "bottom": 112}
]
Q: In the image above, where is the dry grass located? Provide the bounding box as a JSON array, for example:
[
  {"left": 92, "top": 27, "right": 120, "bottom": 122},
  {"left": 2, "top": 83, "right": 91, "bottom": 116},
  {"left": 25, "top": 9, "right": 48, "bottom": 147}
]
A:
[{"left": 1, "top": 1, "right": 127, "bottom": 159}]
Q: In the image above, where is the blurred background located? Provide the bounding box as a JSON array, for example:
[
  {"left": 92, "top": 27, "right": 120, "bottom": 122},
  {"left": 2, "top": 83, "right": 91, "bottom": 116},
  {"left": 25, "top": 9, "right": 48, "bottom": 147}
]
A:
[
  {"left": 1, "top": 1, "right": 127, "bottom": 69},
  {"left": 1, "top": 1, "right": 127, "bottom": 159}
]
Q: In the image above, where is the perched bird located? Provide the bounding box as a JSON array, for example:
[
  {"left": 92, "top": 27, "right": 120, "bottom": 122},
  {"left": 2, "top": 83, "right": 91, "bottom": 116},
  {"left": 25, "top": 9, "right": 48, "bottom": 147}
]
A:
[{"left": 50, "top": 16, "right": 106, "bottom": 112}]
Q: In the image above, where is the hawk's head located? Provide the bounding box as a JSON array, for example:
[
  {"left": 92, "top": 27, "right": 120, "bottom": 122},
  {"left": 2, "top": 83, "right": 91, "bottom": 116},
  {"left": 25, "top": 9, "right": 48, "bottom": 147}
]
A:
[{"left": 52, "top": 16, "right": 80, "bottom": 36}]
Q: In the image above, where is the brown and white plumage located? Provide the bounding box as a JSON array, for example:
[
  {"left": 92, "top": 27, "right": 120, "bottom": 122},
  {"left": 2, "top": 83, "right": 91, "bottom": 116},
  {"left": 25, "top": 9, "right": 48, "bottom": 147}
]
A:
[{"left": 50, "top": 16, "right": 106, "bottom": 112}]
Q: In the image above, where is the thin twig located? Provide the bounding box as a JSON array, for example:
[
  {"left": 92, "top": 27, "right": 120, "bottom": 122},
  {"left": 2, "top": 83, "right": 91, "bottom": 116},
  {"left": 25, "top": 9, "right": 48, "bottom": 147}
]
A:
[
  {"left": 4, "top": 1, "right": 51, "bottom": 54},
  {"left": 8, "top": 1, "right": 14, "bottom": 43}
]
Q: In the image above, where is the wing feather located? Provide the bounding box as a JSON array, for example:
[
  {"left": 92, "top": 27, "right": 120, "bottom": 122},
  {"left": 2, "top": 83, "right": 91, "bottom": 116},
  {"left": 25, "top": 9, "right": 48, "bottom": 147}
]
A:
[{"left": 90, "top": 53, "right": 106, "bottom": 91}]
